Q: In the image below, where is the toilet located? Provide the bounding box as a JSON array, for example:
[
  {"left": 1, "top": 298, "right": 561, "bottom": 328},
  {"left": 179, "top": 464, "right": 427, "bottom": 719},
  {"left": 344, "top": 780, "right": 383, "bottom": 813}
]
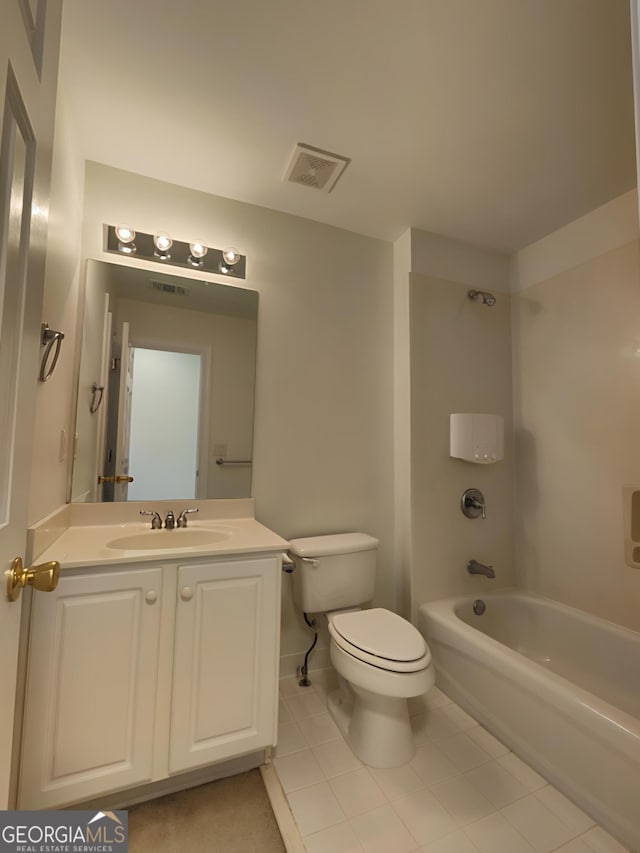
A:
[{"left": 288, "top": 532, "right": 434, "bottom": 768}]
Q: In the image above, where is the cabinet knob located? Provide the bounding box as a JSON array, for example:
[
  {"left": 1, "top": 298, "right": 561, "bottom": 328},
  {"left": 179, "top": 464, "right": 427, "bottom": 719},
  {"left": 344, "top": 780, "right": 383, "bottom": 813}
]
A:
[
  {"left": 145, "top": 590, "right": 158, "bottom": 604},
  {"left": 180, "top": 586, "right": 193, "bottom": 601}
]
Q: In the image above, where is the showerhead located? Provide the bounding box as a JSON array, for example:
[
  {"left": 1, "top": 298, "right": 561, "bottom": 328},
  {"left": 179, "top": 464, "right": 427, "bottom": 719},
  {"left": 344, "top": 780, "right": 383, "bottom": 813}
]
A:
[{"left": 468, "top": 289, "right": 497, "bottom": 307}]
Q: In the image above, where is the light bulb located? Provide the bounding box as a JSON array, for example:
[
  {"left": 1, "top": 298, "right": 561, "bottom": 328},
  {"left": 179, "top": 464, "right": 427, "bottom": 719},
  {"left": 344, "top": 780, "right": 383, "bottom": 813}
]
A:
[
  {"left": 115, "top": 224, "right": 136, "bottom": 253},
  {"left": 153, "top": 231, "right": 172, "bottom": 259},
  {"left": 115, "top": 224, "right": 135, "bottom": 243},
  {"left": 221, "top": 247, "right": 240, "bottom": 266},
  {"left": 154, "top": 232, "right": 172, "bottom": 252},
  {"left": 187, "top": 240, "right": 208, "bottom": 267},
  {"left": 189, "top": 241, "right": 208, "bottom": 259}
]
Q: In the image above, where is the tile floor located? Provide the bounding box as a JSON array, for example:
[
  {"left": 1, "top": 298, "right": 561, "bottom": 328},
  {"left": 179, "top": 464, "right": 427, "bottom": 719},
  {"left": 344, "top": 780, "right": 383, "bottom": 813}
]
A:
[{"left": 273, "top": 669, "right": 631, "bottom": 853}]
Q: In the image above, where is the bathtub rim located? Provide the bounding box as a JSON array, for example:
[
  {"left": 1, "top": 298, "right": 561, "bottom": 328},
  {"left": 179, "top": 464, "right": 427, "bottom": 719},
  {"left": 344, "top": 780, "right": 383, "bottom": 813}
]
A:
[
  {"left": 419, "top": 588, "right": 640, "bottom": 744},
  {"left": 435, "top": 587, "right": 640, "bottom": 644}
]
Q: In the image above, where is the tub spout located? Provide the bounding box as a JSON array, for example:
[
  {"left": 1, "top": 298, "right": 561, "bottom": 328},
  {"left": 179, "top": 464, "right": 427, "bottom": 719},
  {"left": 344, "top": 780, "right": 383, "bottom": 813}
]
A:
[{"left": 467, "top": 559, "right": 495, "bottom": 578}]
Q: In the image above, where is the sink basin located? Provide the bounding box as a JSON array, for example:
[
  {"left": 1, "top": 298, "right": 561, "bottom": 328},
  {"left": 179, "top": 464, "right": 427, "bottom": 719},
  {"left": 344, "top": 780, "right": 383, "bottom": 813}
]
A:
[{"left": 106, "top": 528, "right": 231, "bottom": 551}]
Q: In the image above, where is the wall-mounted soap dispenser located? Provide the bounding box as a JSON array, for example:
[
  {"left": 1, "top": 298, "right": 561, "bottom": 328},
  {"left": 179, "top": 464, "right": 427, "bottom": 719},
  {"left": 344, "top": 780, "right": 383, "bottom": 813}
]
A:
[{"left": 450, "top": 413, "right": 504, "bottom": 464}]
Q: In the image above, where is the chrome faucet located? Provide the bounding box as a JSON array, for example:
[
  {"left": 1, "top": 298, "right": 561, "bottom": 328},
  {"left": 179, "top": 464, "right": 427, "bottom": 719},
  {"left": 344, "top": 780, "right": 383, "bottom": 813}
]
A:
[
  {"left": 140, "top": 510, "right": 162, "bottom": 529},
  {"left": 467, "top": 559, "right": 495, "bottom": 578},
  {"left": 177, "top": 508, "right": 199, "bottom": 527},
  {"left": 164, "top": 510, "right": 175, "bottom": 530}
]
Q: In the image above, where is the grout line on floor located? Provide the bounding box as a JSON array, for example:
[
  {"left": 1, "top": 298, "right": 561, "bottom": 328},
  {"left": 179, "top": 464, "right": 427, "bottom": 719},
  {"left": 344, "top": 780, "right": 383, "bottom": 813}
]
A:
[{"left": 275, "top": 669, "right": 631, "bottom": 853}]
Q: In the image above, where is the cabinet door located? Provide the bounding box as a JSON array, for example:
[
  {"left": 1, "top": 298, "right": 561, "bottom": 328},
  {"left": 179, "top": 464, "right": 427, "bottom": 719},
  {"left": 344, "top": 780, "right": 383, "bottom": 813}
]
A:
[
  {"left": 19, "top": 566, "right": 163, "bottom": 808},
  {"left": 169, "top": 557, "right": 280, "bottom": 774}
]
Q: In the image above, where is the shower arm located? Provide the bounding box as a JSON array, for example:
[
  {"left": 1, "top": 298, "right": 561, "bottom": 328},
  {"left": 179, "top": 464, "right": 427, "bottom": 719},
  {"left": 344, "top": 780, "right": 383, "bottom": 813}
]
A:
[{"left": 467, "top": 289, "right": 497, "bottom": 306}]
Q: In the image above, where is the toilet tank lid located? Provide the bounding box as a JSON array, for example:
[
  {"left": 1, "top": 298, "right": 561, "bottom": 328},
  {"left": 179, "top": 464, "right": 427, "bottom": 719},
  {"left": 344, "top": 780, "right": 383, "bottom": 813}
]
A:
[{"left": 288, "top": 532, "right": 379, "bottom": 557}]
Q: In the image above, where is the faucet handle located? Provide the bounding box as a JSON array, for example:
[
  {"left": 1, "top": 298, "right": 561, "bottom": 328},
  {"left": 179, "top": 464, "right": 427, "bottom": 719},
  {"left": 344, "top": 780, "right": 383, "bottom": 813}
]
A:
[
  {"left": 461, "top": 488, "right": 486, "bottom": 519},
  {"left": 177, "top": 508, "right": 199, "bottom": 527},
  {"left": 140, "top": 510, "right": 162, "bottom": 529}
]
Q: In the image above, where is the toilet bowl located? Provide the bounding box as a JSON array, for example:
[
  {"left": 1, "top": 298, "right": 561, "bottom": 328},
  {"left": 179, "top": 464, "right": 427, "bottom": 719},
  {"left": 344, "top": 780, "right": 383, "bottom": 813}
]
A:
[
  {"left": 288, "top": 532, "right": 435, "bottom": 768},
  {"left": 326, "top": 607, "right": 435, "bottom": 767}
]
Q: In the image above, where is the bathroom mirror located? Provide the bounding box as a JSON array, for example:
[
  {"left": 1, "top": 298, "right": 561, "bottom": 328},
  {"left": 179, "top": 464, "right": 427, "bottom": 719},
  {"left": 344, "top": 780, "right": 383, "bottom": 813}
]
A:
[{"left": 70, "top": 260, "right": 258, "bottom": 503}]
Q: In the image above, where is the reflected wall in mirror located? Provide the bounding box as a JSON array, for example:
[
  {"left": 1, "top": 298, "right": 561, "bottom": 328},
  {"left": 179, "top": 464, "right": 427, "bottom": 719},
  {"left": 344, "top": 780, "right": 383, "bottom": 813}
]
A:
[{"left": 71, "top": 260, "right": 258, "bottom": 502}]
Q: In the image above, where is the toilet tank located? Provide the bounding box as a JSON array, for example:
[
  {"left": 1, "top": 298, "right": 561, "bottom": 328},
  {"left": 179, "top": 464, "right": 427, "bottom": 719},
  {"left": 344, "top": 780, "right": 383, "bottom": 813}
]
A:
[{"left": 288, "top": 533, "right": 379, "bottom": 613}]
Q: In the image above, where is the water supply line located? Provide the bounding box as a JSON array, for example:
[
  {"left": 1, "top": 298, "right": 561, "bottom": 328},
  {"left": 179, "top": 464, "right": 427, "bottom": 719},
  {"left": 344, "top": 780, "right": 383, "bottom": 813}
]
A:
[
  {"left": 298, "top": 613, "right": 318, "bottom": 687},
  {"left": 280, "top": 553, "right": 318, "bottom": 687}
]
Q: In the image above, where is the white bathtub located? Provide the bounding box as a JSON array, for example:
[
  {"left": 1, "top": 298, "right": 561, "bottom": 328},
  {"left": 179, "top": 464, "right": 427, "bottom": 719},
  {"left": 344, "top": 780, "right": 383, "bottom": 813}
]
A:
[{"left": 418, "top": 590, "right": 640, "bottom": 852}]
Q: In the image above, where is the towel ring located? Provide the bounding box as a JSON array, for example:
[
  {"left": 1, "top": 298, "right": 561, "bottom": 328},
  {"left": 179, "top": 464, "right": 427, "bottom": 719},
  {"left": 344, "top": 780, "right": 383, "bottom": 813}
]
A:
[
  {"left": 90, "top": 383, "right": 104, "bottom": 414},
  {"left": 39, "top": 323, "right": 64, "bottom": 382}
]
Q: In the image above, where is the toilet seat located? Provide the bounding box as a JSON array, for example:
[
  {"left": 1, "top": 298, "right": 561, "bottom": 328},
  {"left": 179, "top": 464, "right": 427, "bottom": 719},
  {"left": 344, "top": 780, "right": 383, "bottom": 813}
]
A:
[{"left": 328, "top": 608, "right": 431, "bottom": 673}]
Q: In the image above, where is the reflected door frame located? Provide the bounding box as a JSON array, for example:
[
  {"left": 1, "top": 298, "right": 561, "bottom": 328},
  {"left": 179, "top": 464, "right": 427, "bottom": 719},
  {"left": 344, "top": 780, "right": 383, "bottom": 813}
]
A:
[{"left": 632, "top": 0, "right": 640, "bottom": 225}]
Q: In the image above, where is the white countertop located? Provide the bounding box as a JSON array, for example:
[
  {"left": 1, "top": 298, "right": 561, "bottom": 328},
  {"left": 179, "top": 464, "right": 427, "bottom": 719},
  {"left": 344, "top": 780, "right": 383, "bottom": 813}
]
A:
[{"left": 35, "top": 517, "right": 289, "bottom": 569}]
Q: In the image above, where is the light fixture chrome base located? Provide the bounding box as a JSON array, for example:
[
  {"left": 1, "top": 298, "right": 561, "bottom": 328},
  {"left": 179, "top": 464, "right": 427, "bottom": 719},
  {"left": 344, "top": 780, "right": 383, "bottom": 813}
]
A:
[{"left": 105, "top": 225, "right": 246, "bottom": 279}]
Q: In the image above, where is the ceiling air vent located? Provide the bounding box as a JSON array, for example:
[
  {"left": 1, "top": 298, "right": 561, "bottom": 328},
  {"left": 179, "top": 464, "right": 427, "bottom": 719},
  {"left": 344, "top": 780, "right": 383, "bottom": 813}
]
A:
[
  {"left": 150, "top": 280, "right": 187, "bottom": 296},
  {"left": 284, "top": 143, "right": 350, "bottom": 193}
]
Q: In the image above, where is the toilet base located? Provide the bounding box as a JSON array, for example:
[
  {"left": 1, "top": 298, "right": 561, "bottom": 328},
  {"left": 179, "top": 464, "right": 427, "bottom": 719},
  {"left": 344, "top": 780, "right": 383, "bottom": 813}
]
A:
[{"left": 327, "top": 683, "right": 416, "bottom": 769}]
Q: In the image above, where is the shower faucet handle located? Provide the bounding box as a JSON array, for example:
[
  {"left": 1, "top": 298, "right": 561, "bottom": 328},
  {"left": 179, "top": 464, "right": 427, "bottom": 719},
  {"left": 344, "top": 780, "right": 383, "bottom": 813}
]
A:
[{"left": 461, "top": 488, "right": 486, "bottom": 519}]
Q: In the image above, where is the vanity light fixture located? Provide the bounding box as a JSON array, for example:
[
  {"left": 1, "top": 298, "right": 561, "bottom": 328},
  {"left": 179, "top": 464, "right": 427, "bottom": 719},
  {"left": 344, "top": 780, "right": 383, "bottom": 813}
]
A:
[
  {"left": 105, "top": 225, "right": 246, "bottom": 279},
  {"left": 188, "top": 240, "right": 208, "bottom": 268},
  {"left": 115, "top": 223, "right": 136, "bottom": 254},
  {"left": 153, "top": 231, "right": 173, "bottom": 259}
]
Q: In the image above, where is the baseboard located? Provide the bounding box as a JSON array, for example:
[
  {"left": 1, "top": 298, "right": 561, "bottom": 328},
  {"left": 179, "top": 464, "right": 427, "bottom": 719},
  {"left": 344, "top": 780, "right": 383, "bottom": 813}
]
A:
[
  {"left": 280, "top": 644, "right": 330, "bottom": 678},
  {"left": 73, "top": 751, "right": 266, "bottom": 811}
]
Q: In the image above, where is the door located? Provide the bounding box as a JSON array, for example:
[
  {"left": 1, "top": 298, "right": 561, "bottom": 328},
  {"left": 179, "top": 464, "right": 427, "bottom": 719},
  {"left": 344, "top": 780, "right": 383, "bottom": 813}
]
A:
[
  {"left": 92, "top": 302, "right": 112, "bottom": 499},
  {"left": 114, "top": 321, "right": 133, "bottom": 500},
  {"left": 0, "top": 0, "right": 62, "bottom": 807},
  {"left": 19, "top": 565, "right": 163, "bottom": 809},
  {"left": 169, "top": 556, "right": 280, "bottom": 774},
  {"left": 127, "top": 347, "right": 203, "bottom": 501}
]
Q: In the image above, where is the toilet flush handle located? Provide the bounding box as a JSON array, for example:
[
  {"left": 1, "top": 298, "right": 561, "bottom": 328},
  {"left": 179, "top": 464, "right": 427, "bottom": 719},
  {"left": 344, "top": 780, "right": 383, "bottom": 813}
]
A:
[{"left": 301, "top": 557, "right": 319, "bottom": 568}]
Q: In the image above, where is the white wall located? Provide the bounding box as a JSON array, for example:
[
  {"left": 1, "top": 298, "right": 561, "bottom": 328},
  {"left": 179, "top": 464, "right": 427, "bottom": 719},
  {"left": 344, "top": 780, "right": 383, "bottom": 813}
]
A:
[
  {"left": 28, "top": 92, "right": 85, "bottom": 523},
  {"left": 405, "top": 231, "right": 515, "bottom": 610},
  {"left": 71, "top": 259, "right": 110, "bottom": 502},
  {"left": 511, "top": 191, "right": 640, "bottom": 631},
  {"left": 78, "top": 162, "right": 395, "bottom": 674},
  {"left": 393, "top": 230, "right": 413, "bottom": 619}
]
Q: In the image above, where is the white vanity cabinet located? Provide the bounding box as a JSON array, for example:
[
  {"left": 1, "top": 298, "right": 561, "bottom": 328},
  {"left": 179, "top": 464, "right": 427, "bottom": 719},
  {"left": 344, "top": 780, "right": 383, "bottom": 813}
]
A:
[
  {"left": 169, "top": 557, "right": 279, "bottom": 774},
  {"left": 19, "top": 565, "right": 164, "bottom": 809},
  {"left": 18, "top": 551, "right": 281, "bottom": 809}
]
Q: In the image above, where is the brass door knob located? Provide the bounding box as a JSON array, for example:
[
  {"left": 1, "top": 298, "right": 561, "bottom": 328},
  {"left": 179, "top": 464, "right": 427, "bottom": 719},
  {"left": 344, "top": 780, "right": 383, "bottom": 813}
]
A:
[
  {"left": 7, "top": 557, "right": 60, "bottom": 602},
  {"left": 98, "top": 475, "right": 134, "bottom": 484}
]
